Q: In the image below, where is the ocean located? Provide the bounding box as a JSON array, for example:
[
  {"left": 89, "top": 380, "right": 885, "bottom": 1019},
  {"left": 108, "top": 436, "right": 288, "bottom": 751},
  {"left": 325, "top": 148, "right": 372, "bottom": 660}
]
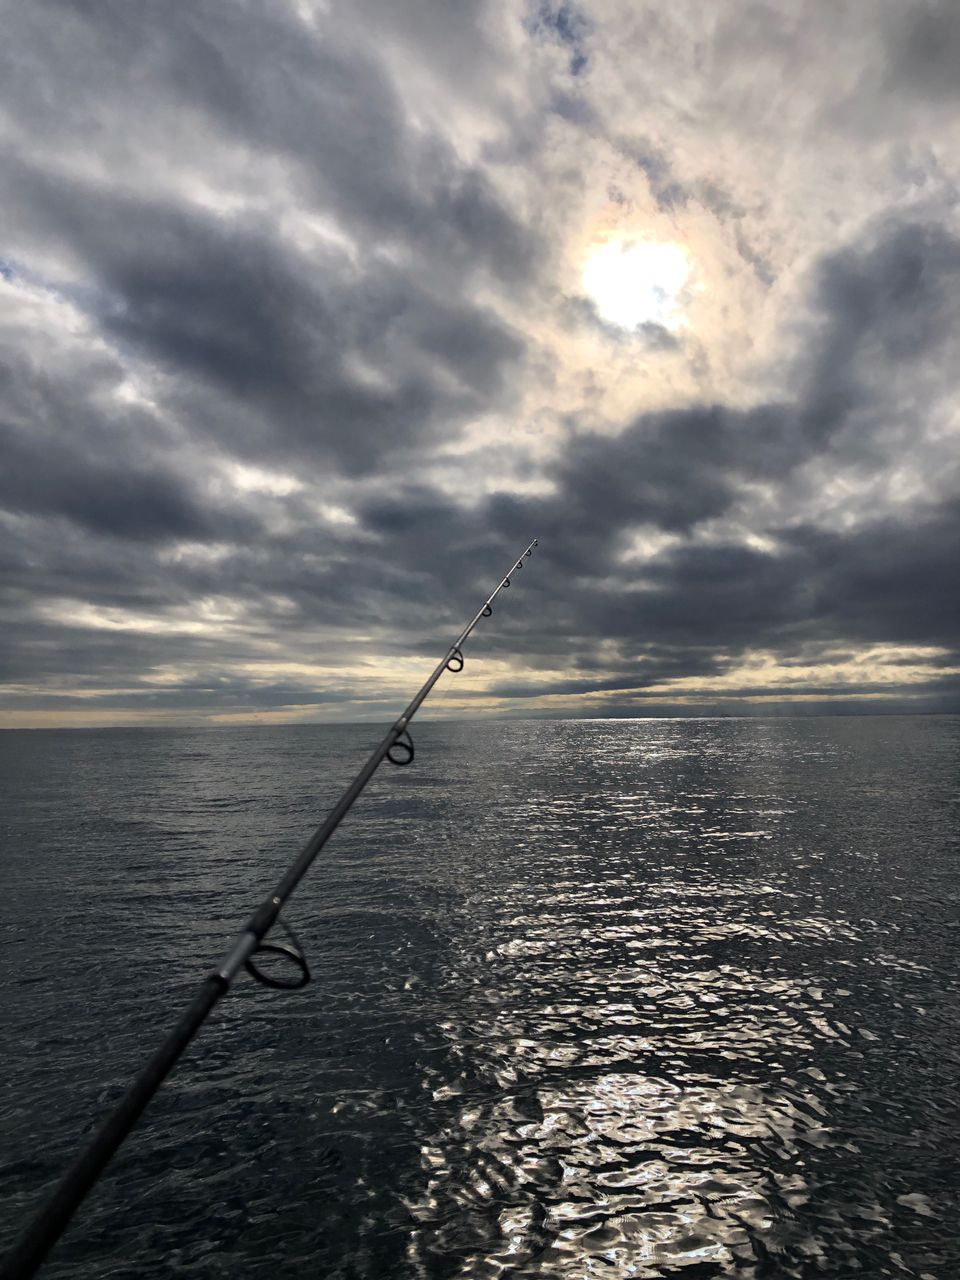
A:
[{"left": 1, "top": 717, "right": 958, "bottom": 1278}]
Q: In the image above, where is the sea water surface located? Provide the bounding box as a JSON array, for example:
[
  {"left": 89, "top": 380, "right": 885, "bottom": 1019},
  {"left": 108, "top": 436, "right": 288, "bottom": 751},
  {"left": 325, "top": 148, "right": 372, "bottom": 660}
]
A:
[{"left": 1, "top": 717, "right": 958, "bottom": 1278}]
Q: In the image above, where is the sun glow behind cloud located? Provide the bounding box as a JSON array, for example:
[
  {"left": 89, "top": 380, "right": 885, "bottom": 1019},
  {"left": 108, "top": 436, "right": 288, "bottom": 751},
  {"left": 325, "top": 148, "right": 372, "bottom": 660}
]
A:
[{"left": 582, "top": 238, "right": 690, "bottom": 330}]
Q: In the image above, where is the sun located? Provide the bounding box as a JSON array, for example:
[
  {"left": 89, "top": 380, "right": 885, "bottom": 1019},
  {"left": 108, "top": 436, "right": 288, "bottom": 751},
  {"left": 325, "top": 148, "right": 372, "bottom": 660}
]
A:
[{"left": 582, "top": 237, "right": 690, "bottom": 330}]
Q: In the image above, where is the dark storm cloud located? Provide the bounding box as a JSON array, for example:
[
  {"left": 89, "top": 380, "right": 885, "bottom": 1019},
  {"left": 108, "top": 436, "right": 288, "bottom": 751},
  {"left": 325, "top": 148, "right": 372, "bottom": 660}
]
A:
[
  {"left": 1, "top": 414, "right": 216, "bottom": 543},
  {"left": 800, "top": 220, "right": 960, "bottom": 449},
  {"left": 418, "top": 490, "right": 960, "bottom": 711},
  {"left": 786, "top": 503, "right": 960, "bottom": 651},
  {"left": 7, "top": 0, "right": 539, "bottom": 286},
  {"left": 4, "top": 155, "right": 526, "bottom": 475}
]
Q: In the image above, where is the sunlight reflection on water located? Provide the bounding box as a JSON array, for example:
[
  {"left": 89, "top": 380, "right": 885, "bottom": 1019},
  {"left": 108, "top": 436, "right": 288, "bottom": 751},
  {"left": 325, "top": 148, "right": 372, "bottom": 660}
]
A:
[{"left": 2, "top": 717, "right": 958, "bottom": 1278}]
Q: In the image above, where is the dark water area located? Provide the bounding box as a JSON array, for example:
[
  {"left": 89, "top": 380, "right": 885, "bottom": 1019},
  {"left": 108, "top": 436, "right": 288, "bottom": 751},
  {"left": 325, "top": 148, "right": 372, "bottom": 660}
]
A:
[{"left": 1, "top": 717, "right": 958, "bottom": 1278}]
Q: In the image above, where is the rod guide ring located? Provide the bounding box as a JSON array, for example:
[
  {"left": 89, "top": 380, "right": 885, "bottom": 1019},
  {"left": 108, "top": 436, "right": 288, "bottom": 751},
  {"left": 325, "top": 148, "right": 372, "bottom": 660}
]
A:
[
  {"left": 387, "top": 729, "right": 415, "bottom": 766},
  {"left": 245, "top": 917, "right": 311, "bottom": 990},
  {"left": 245, "top": 942, "right": 311, "bottom": 990}
]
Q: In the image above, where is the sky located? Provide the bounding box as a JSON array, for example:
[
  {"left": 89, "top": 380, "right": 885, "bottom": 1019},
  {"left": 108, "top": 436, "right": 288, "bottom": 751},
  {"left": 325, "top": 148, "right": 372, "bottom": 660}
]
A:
[{"left": 1, "top": 0, "right": 959, "bottom": 727}]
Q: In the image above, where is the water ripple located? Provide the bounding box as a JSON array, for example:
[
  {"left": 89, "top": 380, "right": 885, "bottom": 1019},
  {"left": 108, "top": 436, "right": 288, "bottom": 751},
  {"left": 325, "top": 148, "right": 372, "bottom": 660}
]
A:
[{"left": 2, "top": 718, "right": 958, "bottom": 1277}]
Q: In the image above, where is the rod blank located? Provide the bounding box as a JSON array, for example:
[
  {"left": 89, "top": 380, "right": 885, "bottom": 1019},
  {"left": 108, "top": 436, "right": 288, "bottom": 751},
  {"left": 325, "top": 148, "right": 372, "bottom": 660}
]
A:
[{"left": 1, "top": 538, "right": 539, "bottom": 1280}]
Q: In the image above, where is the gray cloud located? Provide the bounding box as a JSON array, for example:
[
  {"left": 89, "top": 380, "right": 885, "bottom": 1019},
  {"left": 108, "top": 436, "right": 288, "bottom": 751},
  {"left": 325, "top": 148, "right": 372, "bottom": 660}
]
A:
[{"left": 886, "top": 1, "right": 960, "bottom": 100}]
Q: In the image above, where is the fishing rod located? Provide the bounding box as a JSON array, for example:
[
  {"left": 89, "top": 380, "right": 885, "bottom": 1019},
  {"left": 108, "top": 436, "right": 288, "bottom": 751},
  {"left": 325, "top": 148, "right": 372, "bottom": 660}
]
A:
[{"left": 2, "top": 538, "right": 539, "bottom": 1280}]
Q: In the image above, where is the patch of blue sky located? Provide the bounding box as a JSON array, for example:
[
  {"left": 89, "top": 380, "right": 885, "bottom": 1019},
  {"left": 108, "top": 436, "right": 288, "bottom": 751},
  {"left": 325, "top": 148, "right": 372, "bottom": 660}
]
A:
[{"left": 530, "top": 2, "right": 591, "bottom": 76}]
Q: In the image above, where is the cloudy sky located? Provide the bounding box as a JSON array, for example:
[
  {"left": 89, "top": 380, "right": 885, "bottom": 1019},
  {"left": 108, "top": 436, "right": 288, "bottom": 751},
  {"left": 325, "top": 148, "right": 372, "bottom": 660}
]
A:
[{"left": 2, "top": 0, "right": 959, "bottom": 727}]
